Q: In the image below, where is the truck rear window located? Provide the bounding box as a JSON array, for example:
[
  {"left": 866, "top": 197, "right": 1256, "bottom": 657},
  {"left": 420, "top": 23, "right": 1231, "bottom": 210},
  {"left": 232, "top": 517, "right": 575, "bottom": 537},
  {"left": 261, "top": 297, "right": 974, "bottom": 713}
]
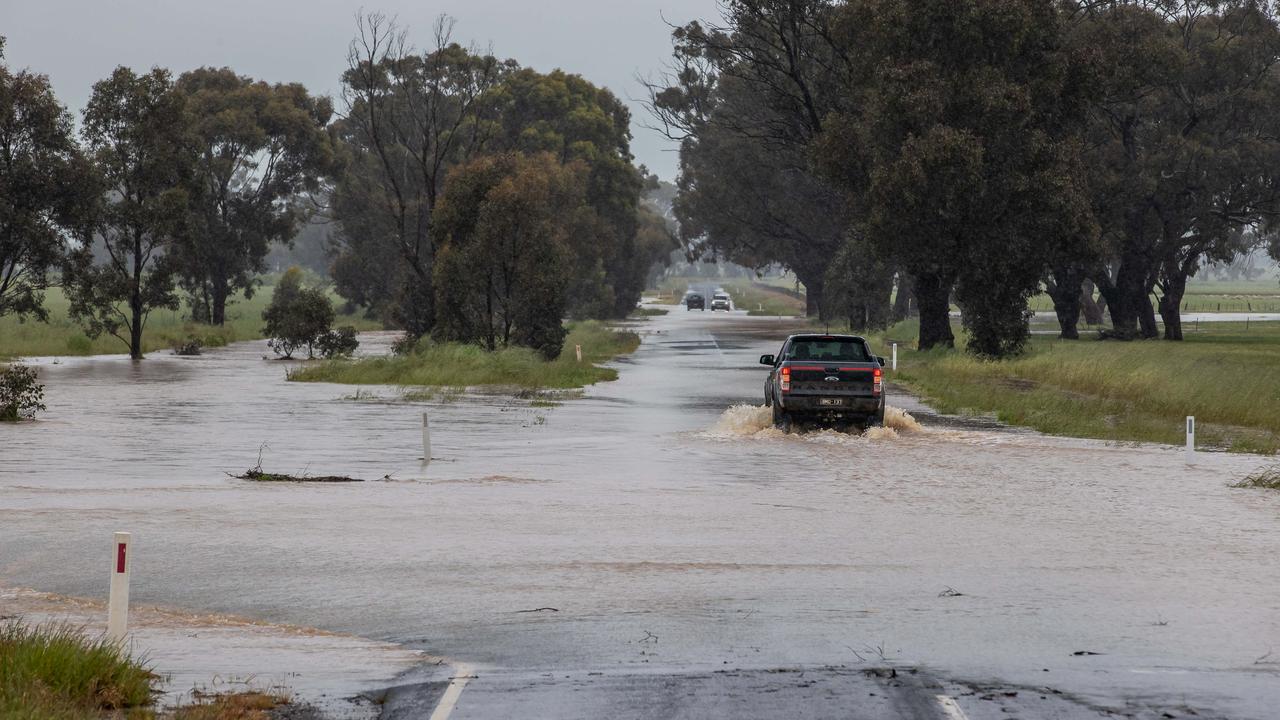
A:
[{"left": 786, "top": 338, "right": 871, "bottom": 363}]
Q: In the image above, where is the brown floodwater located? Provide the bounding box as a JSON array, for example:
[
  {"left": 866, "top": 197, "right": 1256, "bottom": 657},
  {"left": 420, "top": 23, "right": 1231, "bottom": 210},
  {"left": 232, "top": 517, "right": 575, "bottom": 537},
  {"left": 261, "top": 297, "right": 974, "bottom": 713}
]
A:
[{"left": 2, "top": 310, "right": 1278, "bottom": 717}]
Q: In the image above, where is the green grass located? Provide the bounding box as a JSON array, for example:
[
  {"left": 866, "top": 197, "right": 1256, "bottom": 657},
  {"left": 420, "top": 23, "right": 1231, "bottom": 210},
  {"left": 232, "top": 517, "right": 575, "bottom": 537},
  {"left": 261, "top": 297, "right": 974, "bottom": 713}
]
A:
[
  {"left": 870, "top": 320, "right": 1280, "bottom": 454},
  {"left": 0, "top": 285, "right": 380, "bottom": 360},
  {"left": 0, "top": 621, "right": 156, "bottom": 719},
  {"left": 721, "top": 281, "right": 806, "bottom": 316},
  {"left": 288, "top": 321, "right": 641, "bottom": 390},
  {"left": 629, "top": 307, "right": 669, "bottom": 317}
]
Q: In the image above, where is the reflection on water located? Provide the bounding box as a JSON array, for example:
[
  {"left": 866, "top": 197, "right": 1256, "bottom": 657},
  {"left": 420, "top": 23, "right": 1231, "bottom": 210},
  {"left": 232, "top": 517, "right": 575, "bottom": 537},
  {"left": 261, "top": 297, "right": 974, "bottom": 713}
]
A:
[{"left": 2, "top": 314, "right": 1279, "bottom": 716}]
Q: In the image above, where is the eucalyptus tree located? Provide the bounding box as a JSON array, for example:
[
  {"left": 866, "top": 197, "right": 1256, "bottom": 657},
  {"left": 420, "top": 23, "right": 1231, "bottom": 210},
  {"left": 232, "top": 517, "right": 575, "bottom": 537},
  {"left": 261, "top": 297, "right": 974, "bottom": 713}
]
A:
[
  {"left": 330, "top": 14, "right": 511, "bottom": 337},
  {"left": 0, "top": 38, "right": 92, "bottom": 321},
  {"left": 173, "top": 67, "right": 335, "bottom": 325},
  {"left": 64, "top": 67, "right": 189, "bottom": 360},
  {"left": 1070, "top": 0, "right": 1280, "bottom": 340},
  {"left": 818, "top": 0, "right": 1095, "bottom": 354},
  {"left": 648, "top": 0, "right": 853, "bottom": 318}
]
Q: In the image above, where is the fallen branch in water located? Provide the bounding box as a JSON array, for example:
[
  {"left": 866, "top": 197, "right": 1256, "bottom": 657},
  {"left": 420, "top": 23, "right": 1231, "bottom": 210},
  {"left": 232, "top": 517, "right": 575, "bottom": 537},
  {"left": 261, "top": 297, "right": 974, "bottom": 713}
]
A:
[
  {"left": 234, "top": 468, "right": 363, "bottom": 483},
  {"left": 514, "top": 607, "right": 559, "bottom": 613},
  {"left": 231, "top": 442, "right": 364, "bottom": 482}
]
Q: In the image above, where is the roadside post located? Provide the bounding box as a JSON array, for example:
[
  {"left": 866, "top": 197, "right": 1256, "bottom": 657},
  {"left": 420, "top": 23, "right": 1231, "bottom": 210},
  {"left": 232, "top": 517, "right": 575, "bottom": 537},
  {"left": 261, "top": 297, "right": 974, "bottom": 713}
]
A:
[
  {"left": 891, "top": 343, "right": 898, "bottom": 372},
  {"left": 422, "top": 412, "right": 431, "bottom": 466},
  {"left": 575, "top": 344, "right": 583, "bottom": 363},
  {"left": 107, "top": 532, "right": 131, "bottom": 642},
  {"left": 1185, "top": 416, "right": 1195, "bottom": 461}
]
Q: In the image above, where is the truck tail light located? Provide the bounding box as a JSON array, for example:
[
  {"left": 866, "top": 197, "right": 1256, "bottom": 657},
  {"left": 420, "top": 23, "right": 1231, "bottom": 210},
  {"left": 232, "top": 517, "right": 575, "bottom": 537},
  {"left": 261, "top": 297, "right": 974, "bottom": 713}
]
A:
[
  {"left": 873, "top": 367, "right": 882, "bottom": 395},
  {"left": 780, "top": 366, "right": 791, "bottom": 392}
]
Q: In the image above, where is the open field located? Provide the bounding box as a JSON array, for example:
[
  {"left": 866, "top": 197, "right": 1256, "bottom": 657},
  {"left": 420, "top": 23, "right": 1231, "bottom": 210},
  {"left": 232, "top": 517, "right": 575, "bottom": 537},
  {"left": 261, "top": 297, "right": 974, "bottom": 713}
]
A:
[
  {"left": 0, "top": 284, "right": 379, "bottom": 361},
  {"left": 871, "top": 319, "right": 1280, "bottom": 454},
  {"left": 288, "top": 320, "right": 641, "bottom": 389},
  {"left": 1026, "top": 279, "right": 1280, "bottom": 314}
]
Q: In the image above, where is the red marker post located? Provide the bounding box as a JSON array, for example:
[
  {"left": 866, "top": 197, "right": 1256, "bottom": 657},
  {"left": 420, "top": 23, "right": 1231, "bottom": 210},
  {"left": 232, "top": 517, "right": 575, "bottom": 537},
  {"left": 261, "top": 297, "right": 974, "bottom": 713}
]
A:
[{"left": 107, "top": 532, "right": 131, "bottom": 642}]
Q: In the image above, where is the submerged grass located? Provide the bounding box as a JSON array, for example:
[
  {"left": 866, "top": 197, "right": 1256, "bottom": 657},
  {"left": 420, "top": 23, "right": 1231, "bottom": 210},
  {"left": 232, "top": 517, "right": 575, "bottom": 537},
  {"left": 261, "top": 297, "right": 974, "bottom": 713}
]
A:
[
  {"left": 0, "top": 285, "right": 378, "bottom": 360},
  {"left": 288, "top": 321, "right": 641, "bottom": 390},
  {"left": 0, "top": 620, "right": 156, "bottom": 719},
  {"left": 868, "top": 320, "right": 1280, "bottom": 454},
  {"left": 1232, "top": 466, "right": 1280, "bottom": 489}
]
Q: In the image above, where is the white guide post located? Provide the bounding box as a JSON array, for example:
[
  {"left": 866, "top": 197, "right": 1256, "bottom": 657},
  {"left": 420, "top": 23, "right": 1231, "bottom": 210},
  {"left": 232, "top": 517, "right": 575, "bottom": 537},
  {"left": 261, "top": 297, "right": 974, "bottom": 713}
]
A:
[
  {"left": 107, "top": 532, "right": 131, "bottom": 642},
  {"left": 892, "top": 343, "right": 898, "bottom": 372},
  {"left": 422, "top": 411, "right": 431, "bottom": 465},
  {"left": 575, "top": 344, "right": 583, "bottom": 363},
  {"left": 1185, "top": 416, "right": 1195, "bottom": 461}
]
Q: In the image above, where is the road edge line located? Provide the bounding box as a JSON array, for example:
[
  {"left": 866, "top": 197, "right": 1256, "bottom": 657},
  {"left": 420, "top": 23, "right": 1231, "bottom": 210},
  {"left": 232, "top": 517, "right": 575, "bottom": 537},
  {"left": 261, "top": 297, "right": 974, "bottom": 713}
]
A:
[
  {"left": 936, "top": 694, "right": 971, "bottom": 720},
  {"left": 427, "top": 663, "right": 475, "bottom": 720}
]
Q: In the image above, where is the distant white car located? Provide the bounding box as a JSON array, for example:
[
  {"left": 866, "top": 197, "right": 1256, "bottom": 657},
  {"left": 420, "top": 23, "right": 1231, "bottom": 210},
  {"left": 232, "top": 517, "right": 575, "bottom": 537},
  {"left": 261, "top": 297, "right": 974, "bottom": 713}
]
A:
[{"left": 711, "top": 293, "right": 732, "bottom": 311}]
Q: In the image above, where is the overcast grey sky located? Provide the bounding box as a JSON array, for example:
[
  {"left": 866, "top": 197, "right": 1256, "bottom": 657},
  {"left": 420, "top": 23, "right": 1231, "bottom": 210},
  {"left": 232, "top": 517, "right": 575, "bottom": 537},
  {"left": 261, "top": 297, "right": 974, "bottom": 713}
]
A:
[{"left": 0, "top": 0, "right": 719, "bottom": 180}]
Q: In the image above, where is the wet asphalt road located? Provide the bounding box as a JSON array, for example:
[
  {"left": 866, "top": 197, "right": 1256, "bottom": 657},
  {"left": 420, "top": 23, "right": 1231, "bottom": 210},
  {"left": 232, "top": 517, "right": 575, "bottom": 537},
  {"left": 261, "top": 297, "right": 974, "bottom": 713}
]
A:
[{"left": 2, "top": 307, "right": 1279, "bottom": 719}]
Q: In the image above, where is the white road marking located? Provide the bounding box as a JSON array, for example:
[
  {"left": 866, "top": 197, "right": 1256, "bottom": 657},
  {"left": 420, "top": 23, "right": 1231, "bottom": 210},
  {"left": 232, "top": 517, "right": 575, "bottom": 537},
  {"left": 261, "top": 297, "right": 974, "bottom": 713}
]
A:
[
  {"left": 428, "top": 663, "right": 475, "bottom": 720},
  {"left": 936, "top": 695, "right": 971, "bottom": 720}
]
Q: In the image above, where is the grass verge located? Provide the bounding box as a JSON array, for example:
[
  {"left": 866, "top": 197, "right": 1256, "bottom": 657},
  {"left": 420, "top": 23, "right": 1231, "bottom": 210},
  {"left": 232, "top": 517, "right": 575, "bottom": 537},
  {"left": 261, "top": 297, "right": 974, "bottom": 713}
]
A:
[
  {"left": 1, "top": 620, "right": 299, "bottom": 719},
  {"left": 868, "top": 320, "right": 1280, "bottom": 454},
  {"left": 288, "top": 321, "right": 641, "bottom": 390},
  {"left": 0, "top": 620, "right": 155, "bottom": 719}
]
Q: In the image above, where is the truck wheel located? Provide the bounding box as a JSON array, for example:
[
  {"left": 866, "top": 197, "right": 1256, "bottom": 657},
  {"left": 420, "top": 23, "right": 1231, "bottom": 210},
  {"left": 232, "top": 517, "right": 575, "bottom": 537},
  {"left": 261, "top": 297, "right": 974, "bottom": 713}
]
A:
[
  {"left": 772, "top": 402, "right": 789, "bottom": 430},
  {"left": 867, "top": 402, "right": 886, "bottom": 427}
]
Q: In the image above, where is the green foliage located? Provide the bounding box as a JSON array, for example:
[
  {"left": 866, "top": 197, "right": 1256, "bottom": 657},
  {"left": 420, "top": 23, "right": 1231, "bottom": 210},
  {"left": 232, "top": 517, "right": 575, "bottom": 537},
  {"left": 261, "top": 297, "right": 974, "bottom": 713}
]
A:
[
  {"left": 291, "top": 321, "right": 639, "bottom": 389},
  {"left": 315, "top": 325, "right": 360, "bottom": 359},
  {"left": 262, "top": 267, "right": 335, "bottom": 358},
  {"left": 490, "top": 68, "right": 649, "bottom": 318},
  {"left": 1072, "top": 2, "right": 1280, "bottom": 340},
  {"left": 329, "top": 15, "right": 510, "bottom": 337},
  {"left": 824, "top": 236, "right": 894, "bottom": 331},
  {"left": 172, "top": 67, "right": 335, "bottom": 326},
  {"left": 0, "top": 51, "right": 90, "bottom": 322},
  {"left": 648, "top": 3, "right": 844, "bottom": 317},
  {"left": 0, "top": 363, "right": 44, "bottom": 421},
  {"left": 818, "top": 0, "right": 1093, "bottom": 356},
  {"left": 63, "top": 66, "right": 188, "bottom": 360},
  {"left": 0, "top": 621, "right": 155, "bottom": 718},
  {"left": 433, "top": 153, "right": 583, "bottom": 359}
]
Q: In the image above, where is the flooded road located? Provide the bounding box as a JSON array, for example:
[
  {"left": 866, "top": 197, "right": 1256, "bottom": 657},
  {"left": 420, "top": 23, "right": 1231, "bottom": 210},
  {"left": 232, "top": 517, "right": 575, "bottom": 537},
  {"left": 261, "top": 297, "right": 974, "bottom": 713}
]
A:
[{"left": 3, "top": 310, "right": 1279, "bottom": 718}]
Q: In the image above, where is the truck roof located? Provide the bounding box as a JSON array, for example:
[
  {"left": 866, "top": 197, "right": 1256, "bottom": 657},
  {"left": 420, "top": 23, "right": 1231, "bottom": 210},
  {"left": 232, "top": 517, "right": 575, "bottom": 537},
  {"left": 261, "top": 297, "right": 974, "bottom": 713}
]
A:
[{"left": 787, "top": 334, "right": 867, "bottom": 342}]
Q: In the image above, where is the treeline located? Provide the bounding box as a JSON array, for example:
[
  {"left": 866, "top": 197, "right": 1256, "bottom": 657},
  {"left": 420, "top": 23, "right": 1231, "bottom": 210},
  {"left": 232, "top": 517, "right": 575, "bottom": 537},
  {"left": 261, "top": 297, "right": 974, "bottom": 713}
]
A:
[
  {"left": 0, "top": 17, "right": 675, "bottom": 360},
  {"left": 649, "top": 0, "right": 1280, "bottom": 356}
]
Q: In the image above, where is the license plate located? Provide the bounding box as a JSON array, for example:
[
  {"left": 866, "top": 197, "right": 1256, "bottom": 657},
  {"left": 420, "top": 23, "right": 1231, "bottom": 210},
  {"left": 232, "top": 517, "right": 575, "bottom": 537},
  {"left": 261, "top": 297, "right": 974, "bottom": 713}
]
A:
[{"left": 818, "top": 398, "right": 843, "bottom": 406}]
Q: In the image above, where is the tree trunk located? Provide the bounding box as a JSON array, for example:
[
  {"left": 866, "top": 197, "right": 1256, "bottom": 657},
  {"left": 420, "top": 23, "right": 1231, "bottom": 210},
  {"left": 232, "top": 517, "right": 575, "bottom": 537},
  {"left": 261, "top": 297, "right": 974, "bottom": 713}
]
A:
[
  {"left": 1045, "top": 266, "right": 1084, "bottom": 340},
  {"left": 801, "top": 272, "right": 824, "bottom": 319},
  {"left": 210, "top": 274, "right": 230, "bottom": 326},
  {"left": 1049, "top": 287, "right": 1080, "bottom": 339},
  {"left": 891, "top": 273, "right": 913, "bottom": 321},
  {"left": 1080, "top": 279, "right": 1103, "bottom": 325},
  {"left": 1097, "top": 257, "right": 1150, "bottom": 339},
  {"left": 1138, "top": 291, "right": 1158, "bottom": 339},
  {"left": 130, "top": 234, "right": 144, "bottom": 360},
  {"left": 1158, "top": 272, "right": 1186, "bottom": 341},
  {"left": 913, "top": 271, "right": 955, "bottom": 350}
]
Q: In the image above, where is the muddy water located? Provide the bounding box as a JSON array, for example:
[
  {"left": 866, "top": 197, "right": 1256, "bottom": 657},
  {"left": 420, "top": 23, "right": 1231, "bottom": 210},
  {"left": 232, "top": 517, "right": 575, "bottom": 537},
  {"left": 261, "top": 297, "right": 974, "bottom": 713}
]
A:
[{"left": 2, "top": 311, "right": 1279, "bottom": 716}]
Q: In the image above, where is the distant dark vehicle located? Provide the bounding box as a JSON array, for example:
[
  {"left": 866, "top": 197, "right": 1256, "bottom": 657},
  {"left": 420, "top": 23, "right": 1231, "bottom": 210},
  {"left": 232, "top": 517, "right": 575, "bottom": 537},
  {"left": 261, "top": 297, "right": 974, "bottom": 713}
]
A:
[
  {"left": 710, "top": 293, "right": 731, "bottom": 311},
  {"left": 760, "top": 334, "right": 886, "bottom": 431},
  {"left": 686, "top": 293, "right": 706, "bottom": 311}
]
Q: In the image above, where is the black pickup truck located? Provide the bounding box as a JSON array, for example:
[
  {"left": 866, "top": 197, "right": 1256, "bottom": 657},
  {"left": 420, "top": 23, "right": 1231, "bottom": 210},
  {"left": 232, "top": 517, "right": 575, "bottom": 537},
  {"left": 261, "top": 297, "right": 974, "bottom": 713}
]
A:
[{"left": 760, "top": 334, "right": 886, "bottom": 431}]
